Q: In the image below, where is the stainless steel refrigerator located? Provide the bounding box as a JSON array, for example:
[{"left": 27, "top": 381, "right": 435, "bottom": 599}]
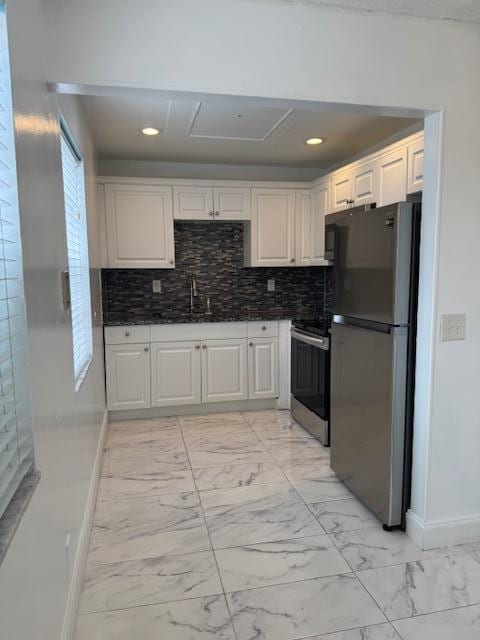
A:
[{"left": 327, "top": 202, "right": 421, "bottom": 529}]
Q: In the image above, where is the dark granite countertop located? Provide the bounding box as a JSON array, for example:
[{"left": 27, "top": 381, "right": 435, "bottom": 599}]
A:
[{"left": 103, "top": 309, "right": 319, "bottom": 327}]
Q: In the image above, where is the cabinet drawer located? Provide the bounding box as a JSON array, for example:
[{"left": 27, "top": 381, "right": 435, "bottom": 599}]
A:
[
  {"left": 150, "top": 322, "right": 247, "bottom": 342},
  {"left": 247, "top": 321, "right": 278, "bottom": 338},
  {"left": 105, "top": 325, "right": 151, "bottom": 345}
]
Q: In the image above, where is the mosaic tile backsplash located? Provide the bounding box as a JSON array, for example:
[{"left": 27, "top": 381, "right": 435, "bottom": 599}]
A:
[{"left": 102, "top": 222, "right": 334, "bottom": 325}]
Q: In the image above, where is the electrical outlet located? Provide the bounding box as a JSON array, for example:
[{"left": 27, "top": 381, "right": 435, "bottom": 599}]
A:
[
  {"left": 152, "top": 280, "right": 162, "bottom": 293},
  {"left": 440, "top": 313, "right": 466, "bottom": 341},
  {"left": 267, "top": 279, "right": 275, "bottom": 292}
]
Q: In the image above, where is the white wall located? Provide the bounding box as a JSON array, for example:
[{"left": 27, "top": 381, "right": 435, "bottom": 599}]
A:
[
  {"left": 43, "top": 0, "right": 480, "bottom": 547},
  {"left": 0, "top": 1, "right": 106, "bottom": 638}
]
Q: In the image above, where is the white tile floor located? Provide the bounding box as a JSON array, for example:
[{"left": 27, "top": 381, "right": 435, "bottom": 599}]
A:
[{"left": 74, "top": 410, "right": 480, "bottom": 639}]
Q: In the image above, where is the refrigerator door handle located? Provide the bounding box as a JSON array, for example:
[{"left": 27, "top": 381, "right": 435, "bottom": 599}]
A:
[{"left": 333, "top": 314, "right": 397, "bottom": 335}]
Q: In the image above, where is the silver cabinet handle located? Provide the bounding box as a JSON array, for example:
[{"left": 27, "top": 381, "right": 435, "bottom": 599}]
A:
[
  {"left": 209, "top": 211, "right": 214, "bottom": 217},
  {"left": 202, "top": 345, "right": 207, "bottom": 349},
  {"left": 144, "top": 347, "right": 149, "bottom": 352},
  {"left": 169, "top": 259, "right": 174, "bottom": 264},
  {"left": 290, "top": 258, "right": 295, "bottom": 263},
  {"left": 262, "top": 325, "right": 266, "bottom": 330},
  {"left": 215, "top": 211, "right": 220, "bottom": 217},
  {"left": 125, "top": 331, "right": 130, "bottom": 337},
  {"left": 195, "top": 345, "right": 201, "bottom": 350},
  {"left": 249, "top": 342, "right": 253, "bottom": 347}
]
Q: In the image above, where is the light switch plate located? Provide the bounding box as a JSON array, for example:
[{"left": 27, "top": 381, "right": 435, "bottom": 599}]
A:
[
  {"left": 440, "top": 313, "right": 466, "bottom": 341},
  {"left": 152, "top": 280, "right": 162, "bottom": 293},
  {"left": 267, "top": 279, "right": 275, "bottom": 292}
]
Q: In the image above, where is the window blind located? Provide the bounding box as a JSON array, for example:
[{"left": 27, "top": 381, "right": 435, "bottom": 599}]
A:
[
  {"left": 0, "top": 5, "right": 35, "bottom": 519},
  {"left": 60, "top": 128, "right": 93, "bottom": 388}
]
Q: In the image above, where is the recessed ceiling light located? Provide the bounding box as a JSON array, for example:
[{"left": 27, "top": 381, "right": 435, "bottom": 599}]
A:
[
  {"left": 142, "top": 127, "right": 160, "bottom": 136},
  {"left": 306, "top": 137, "right": 325, "bottom": 146}
]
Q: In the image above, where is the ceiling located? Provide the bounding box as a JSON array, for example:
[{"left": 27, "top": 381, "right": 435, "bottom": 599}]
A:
[
  {"left": 82, "top": 95, "right": 418, "bottom": 170},
  {"left": 289, "top": 0, "right": 480, "bottom": 23}
]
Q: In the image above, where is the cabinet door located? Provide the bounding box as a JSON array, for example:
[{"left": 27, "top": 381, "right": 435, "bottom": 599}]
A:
[
  {"left": 105, "top": 184, "right": 174, "bottom": 268},
  {"left": 250, "top": 188, "right": 296, "bottom": 266},
  {"left": 352, "top": 160, "right": 378, "bottom": 207},
  {"left": 407, "top": 138, "right": 424, "bottom": 194},
  {"left": 213, "top": 187, "right": 251, "bottom": 220},
  {"left": 378, "top": 148, "right": 407, "bottom": 207},
  {"left": 248, "top": 337, "right": 278, "bottom": 400},
  {"left": 295, "top": 189, "right": 311, "bottom": 266},
  {"left": 150, "top": 341, "right": 201, "bottom": 407},
  {"left": 201, "top": 339, "right": 248, "bottom": 403},
  {"left": 310, "top": 181, "right": 330, "bottom": 264},
  {"left": 331, "top": 171, "right": 353, "bottom": 212},
  {"left": 106, "top": 343, "right": 150, "bottom": 411},
  {"left": 173, "top": 186, "right": 214, "bottom": 220}
]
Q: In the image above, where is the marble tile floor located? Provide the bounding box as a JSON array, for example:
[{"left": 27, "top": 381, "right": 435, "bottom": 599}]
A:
[{"left": 75, "top": 410, "right": 480, "bottom": 640}]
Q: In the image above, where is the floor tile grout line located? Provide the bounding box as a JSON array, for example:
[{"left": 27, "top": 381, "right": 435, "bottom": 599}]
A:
[
  {"left": 207, "top": 569, "right": 360, "bottom": 598},
  {"left": 388, "top": 600, "right": 480, "bottom": 626},
  {"left": 177, "top": 414, "right": 241, "bottom": 640},
  {"left": 389, "top": 601, "right": 480, "bottom": 631},
  {"left": 352, "top": 547, "right": 473, "bottom": 575},
  {"left": 77, "top": 591, "right": 236, "bottom": 620},
  {"left": 291, "top": 620, "right": 402, "bottom": 640}
]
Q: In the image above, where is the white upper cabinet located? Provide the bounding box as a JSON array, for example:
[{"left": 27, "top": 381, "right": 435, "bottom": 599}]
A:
[
  {"left": 331, "top": 171, "right": 354, "bottom": 212},
  {"left": 407, "top": 138, "right": 424, "bottom": 194},
  {"left": 213, "top": 187, "right": 251, "bottom": 220},
  {"left": 249, "top": 188, "right": 296, "bottom": 267},
  {"left": 173, "top": 186, "right": 250, "bottom": 220},
  {"left": 378, "top": 147, "right": 408, "bottom": 207},
  {"left": 173, "top": 186, "right": 214, "bottom": 220},
  {"left": 99, "top": 131, "right": 424, "bottom": 270},
  {"left": 295, "top": 189, "right": 311, "bottom": 266},
  {"left": 310, "top": 181, "right": 330, "bottom": 264},
  {"left": 201, "top": 338, "right": 248, "bottom": 403},
  {"left": 105, "top": 184, "right": 175, "bottom": 268},
  {"left": 150, "top": 341, "right": 201, "bottom": 407},
  {"left": 352, "top": 159, "right": 379, "bottom": 207}
]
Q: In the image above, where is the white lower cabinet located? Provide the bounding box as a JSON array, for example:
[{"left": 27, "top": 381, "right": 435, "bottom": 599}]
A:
[
  {"left": 248, "top": 337, "right": 278, "bottom": 400},
  {"left": 105, "top": 322, "right": 282, "bottom": 411},
  {"left": 150, "top": 341, "right": 202, "bottom": 407},
  {"left": 106, "top": 343, "right": 151, "bottom": 411},
  {"left": 201, "top": 339, "right": 248, "bottom": 403}
]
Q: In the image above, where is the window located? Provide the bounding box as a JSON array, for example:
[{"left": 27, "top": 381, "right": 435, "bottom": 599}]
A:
[
  {"left": 0, "top": 3, "right": 35, "bottom": 521},
  {"left": 60, "top": 124, "right": 93, "bottom": 389}
]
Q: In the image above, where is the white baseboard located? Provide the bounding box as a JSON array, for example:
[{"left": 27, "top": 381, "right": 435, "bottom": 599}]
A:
[
  {"left": 60, "top": 409, "right": 108, "bottom": 640},
  {"left": 109, "top": 398, "right": 278, "bottom": 421},
  {"left": 406, "top": 508, "right": 480, "bottom": 549}
]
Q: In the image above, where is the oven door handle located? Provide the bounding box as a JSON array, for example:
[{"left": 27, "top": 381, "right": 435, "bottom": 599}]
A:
[{"left": 291, "top": 329, "right": 329, "bottom": 350}]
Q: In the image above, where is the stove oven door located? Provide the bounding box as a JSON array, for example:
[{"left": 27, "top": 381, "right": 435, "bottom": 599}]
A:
[{"left": 291, "top": 329, "right": 329, "bottom": 421}]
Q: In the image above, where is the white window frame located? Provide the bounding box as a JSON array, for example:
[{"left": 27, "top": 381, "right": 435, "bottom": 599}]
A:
[
  {"left": 0, "top": 0, "right": 35, "bottom": 521},
  {"left": 60, "top": 120, "right": 93, "bottom": 391}
]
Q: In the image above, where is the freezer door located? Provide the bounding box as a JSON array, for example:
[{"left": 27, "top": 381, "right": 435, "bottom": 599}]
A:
[
  {"left": 330, "top": 320, "right": 408, "bottom": 527},
  {"left": 332, "top": 203, "right": 413, "bottom": 325}
]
